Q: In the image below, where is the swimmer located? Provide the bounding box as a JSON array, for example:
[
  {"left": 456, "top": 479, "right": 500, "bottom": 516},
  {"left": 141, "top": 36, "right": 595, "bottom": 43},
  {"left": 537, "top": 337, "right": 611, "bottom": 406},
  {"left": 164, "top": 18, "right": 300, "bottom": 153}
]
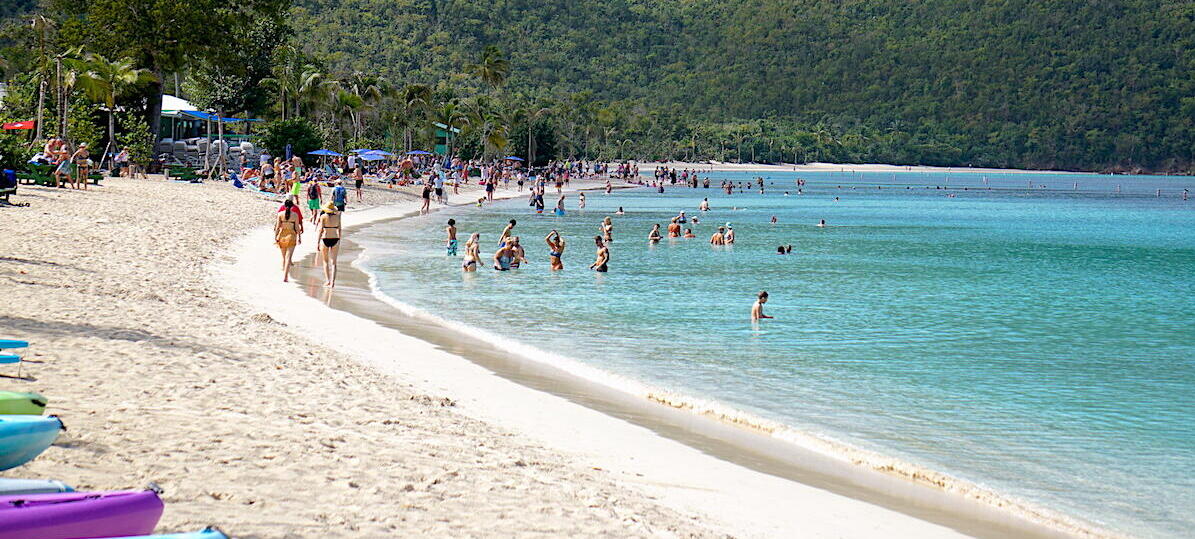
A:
[
  {"left": 786, "top": 245, "right": 793, "bottom": 254},
  {"left": 615, "top": 207, "right": 625, "bottom": 215},
  {"left": 492, "top": 242, "right": 513, "bottom": 271},
  {"left": 776, "top": 246, "right": 786, "bottom": 255},
  {"left": 751, "top": 291, "right": 773, "bottom": 320},
  {"left": 579, "top": 191, "right": 587, "bottom": 208},
  {"left": 725, "top": 224, "right": 735, "bottom": 244},
  {"left": 710, "top": 226, "right": 726, "bottom": 245},
  {"left": 545, "top": 230, "right": 566, "bottom": 270},
  {"left": 683, "top": 228, "right": 696, "bottom": 238},
  {"left": 601, "top": 216, "right": 614, "bottom": 242},
  {"left": 462, "top": 233, "right": 480, "bottom": 272},
  {"left": 648, "top": 223, "right": 662, "bottom": 243},
  {"left": 770, "top": 215, "right": 777, "bottom": 224},
  {"left": 817, "top": 219, "right": 826, "bottom": 227},
  {"left": 667, "top": 218, "right": 682, "bottom": 238},
  {"left": 498, "top": 219, "right": 517, "bottom": 246},
  {"left": 445, "top": 219, "right": 458, "bottom": 256},
  {"left": 589, "top": 236, "right": 609, "bottom": 272},
  {"left": 699, "top": 198, "right": 710, "bottom": 211},
  {"left": 508, "top": 236, "right": 529, "bottom": 268},
  {"left": 677, "top": 211, "right": 687, "bottom": 223}
]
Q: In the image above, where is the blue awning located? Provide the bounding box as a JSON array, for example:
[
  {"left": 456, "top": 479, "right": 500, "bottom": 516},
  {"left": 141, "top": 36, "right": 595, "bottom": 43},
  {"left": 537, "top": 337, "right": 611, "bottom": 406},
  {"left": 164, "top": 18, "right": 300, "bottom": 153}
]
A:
[{"left": 179, "top": 110, "right": 262, "bottom": 123}]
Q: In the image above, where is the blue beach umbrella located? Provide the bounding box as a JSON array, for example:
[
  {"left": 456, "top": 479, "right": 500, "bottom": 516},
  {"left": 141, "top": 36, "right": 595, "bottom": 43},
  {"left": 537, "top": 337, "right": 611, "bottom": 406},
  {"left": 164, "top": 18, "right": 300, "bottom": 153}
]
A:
[
  {"left": 369, "top": 150, "right": 397, "bottom": 157},
  {"left": 503, "top": 156, "right": 525, "bottom": 161},
  {"left": 407, "top": 150, "right": 432, "bottom": 155},
  {"left": 350, "top": 149, "right": 375, "bottom": 154},
  {"left": 308, "top": 149, "right": 343, "bottom": 157},
  {"left": 359, "top": 153, "right": 386, "bottom": 161}
]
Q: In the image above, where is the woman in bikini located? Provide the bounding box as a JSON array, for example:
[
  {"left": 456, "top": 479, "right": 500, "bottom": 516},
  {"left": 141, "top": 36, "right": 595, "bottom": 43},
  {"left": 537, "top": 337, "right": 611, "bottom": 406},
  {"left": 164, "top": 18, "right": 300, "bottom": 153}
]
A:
[
  {"left": 648, "top": 223, "right": 662, "bottom": 243},
  {"left": 601, "top": 216, "right": 614, "bottom": 243},
  {"left": 462, "top": 233, "right": 480, "bottom": 272},
  {"left": 275, "top": 199, "right": 304, "bottom": 282},
  {"left": 545, "top": 230, "right": 565, "bottom": 270},
  {"left": 317, "top": 202, "right": 342, "bottom": 287}
]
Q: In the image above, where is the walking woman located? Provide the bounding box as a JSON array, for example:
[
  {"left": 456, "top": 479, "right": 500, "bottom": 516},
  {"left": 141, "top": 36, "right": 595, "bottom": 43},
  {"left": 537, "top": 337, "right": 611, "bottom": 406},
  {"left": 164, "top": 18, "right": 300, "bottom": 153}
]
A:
[
  {"left": 317, "top": 202, "right": 342, "bottom": 288},
  {"left": 275, "top": 199, "right": 304, "bottom": 282},
  {"left": 545, "top": 230, "right": 566, "bottom": 271}
]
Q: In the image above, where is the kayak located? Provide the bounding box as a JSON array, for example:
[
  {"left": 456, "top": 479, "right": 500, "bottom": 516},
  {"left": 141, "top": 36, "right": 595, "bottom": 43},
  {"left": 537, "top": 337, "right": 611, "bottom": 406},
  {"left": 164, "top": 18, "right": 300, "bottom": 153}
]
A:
[
  {"left": 0, "top": 391, "right": 47, "bottom": 415},
  {"left": 0, "top": 415, "right": 63, "bottom": 470},
  {"left": 0, "top": 478, "right": 73, "bottom": 495},
  {"left": 0, "top": 340, "right": 28, "bottom": 350},
  {"left": 99, "top": 527, "right": 229, "bottom": 539},
  {"left": 0, "top": 489, "right": 164, "bottom": 539}
]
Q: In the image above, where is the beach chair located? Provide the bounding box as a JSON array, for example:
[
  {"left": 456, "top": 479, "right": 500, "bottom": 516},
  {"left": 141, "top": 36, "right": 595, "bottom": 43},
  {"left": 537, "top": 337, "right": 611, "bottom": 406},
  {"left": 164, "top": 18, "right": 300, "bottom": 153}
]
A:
[
  {"left": 0, "top": 339, "right": 28, "bottom": 378},
  {"left": 0, "top": 170, "right": 16, "bottom": 203}
]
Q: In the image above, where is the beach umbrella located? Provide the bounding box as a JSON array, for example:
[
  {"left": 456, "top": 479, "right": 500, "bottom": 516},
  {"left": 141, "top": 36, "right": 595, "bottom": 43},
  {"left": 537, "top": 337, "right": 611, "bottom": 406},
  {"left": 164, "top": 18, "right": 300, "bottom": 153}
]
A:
[
  {"left": 350, "top": 149, "right": 374, "bottom": 154},
  {"left": 308, "top": 149, "right": 343, "bottom": 157},
  {"left": 359, "top": 153, "right": 386, "bottom": 161},
  {"left": 369, "top": 150, "right": 396, "bottom": 157},
  {"left": 503, "top": 156, "right": 525, "bottom": 161},
  {"left": 407, "top": 150, "right": 432, "bottom": 155}
]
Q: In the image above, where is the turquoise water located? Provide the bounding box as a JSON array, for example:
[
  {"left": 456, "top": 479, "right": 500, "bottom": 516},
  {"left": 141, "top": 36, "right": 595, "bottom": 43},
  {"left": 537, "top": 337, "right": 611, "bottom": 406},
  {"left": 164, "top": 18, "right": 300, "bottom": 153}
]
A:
[{"left": 358, "top": 171, "right": 1195, "bottom": 537}]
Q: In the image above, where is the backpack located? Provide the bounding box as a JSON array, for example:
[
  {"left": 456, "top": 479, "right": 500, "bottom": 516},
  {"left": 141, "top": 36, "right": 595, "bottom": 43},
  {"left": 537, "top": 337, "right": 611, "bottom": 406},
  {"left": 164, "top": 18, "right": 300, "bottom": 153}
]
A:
[{"left": 307, "top": 183, "right": 319, "bottom": 199}]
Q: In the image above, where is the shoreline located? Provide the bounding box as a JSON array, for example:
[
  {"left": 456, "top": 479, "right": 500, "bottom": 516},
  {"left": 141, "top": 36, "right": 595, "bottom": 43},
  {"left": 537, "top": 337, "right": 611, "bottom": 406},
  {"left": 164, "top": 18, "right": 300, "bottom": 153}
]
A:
[
  {"left": 640, "top": 161, "right": 1157, "bottom": 176},
  {"left": 220, "top": 182, "right": 1108, "bottom": 537}
]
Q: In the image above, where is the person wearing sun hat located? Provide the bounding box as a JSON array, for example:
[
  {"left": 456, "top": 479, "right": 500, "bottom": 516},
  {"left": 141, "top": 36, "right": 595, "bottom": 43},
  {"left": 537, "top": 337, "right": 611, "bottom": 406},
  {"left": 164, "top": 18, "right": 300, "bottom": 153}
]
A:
[
  {"left": 316, "top": 200, "right": 343, "bottom": 287},
  {"left": 725, "top": 222, "right": 735, "bottom": 244}
]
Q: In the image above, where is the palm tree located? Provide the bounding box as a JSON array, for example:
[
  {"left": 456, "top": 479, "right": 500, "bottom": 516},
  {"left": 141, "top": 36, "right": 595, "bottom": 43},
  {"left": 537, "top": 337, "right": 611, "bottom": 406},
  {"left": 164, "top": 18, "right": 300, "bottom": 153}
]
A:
[
  {"left": 73, "top": 53, "right": 155, "bottom": 167},
  {"left": 30, "top": 15, "right": 56, "bottom": 142},
  {"left": 397, "top": 84, "right": 432, "bottom": 151},
  {"left": 524, "top": 106, "right": 551, "bottom": 164},
  {"left": 466, "top": 45, "right": 510, "bottom": 91}
]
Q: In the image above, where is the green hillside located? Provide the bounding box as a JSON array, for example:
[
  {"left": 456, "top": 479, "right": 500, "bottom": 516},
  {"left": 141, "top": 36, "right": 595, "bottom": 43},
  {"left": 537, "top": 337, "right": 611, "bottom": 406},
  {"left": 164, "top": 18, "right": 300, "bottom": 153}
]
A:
[{"left": 291, "top": 0, "right": 1195, "bottom": 172}]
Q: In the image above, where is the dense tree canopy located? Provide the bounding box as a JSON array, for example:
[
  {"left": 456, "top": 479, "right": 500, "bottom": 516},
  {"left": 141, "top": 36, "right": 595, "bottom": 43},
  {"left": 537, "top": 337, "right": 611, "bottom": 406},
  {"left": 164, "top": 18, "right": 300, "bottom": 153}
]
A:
[{"left": 2, "top": 0, "right": 1191, "bottom": 173}]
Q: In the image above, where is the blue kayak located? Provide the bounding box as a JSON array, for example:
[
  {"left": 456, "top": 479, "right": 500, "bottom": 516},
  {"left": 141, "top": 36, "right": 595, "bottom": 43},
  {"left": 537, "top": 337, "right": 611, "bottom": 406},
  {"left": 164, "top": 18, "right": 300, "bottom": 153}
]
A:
[
  {"left": 0, "top": 415, "right": 63, "bottom": 471},
  {"left": 0, "top": 477, "right": 73, "bottom": 495},
  {"left": 99, "top": 527, "right": 228, "bottom": 539},
  {"left": 0, "top": 340, "right": 28, "bottom": 350}
]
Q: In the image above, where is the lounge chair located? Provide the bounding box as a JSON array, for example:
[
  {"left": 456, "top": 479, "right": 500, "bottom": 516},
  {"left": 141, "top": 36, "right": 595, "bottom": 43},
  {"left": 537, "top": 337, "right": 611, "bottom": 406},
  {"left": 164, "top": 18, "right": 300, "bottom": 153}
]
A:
[{"left": 0, "top": 339, "right": 27, "bottom": 378}]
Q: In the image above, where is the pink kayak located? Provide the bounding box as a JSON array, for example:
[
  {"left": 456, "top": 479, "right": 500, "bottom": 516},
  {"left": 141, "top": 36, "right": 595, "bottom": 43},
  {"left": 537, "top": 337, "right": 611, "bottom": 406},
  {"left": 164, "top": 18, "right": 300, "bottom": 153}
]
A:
[{"left": 0, "top": 489, "right": 164, "bottom": 539}]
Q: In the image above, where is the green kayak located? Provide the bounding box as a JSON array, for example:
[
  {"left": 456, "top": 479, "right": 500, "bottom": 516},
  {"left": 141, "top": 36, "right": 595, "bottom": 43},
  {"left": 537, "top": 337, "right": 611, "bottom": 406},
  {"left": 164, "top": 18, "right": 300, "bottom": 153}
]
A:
[{"left": 0, "top": 391, "right": 47, "bottom": 415}]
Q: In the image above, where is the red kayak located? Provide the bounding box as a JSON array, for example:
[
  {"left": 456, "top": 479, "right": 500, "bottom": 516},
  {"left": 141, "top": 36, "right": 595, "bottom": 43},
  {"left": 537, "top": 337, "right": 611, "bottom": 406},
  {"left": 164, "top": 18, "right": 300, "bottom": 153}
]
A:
[{"left": 0, "top": 489, "right": 164, "bottom": 539}]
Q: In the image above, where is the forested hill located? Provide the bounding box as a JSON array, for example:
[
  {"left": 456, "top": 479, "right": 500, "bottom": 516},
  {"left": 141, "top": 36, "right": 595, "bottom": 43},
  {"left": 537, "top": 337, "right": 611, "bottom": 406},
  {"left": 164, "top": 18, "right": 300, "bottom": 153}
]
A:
[{"left": 291, "top": 0, "right": 1194, "bottom": 172}]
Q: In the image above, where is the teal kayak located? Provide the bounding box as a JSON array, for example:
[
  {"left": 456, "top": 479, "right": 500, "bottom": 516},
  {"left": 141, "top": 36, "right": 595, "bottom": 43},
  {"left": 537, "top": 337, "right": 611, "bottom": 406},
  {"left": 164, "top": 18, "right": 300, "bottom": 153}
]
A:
[
  {"left": 0, "top": 478, "right": 73, "bottom": 495},
  {"left": 0, "top": 415, "right": 63, "bottom": 471},
  {"left": 99, "top": 527, "right": 228, "bottom": 539}
]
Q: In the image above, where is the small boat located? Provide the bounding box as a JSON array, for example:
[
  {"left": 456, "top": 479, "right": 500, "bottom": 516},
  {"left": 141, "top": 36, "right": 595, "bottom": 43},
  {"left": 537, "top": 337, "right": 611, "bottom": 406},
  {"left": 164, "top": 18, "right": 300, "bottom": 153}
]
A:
[
  {"left": 0, "top": 489, "right": 164, "bottom": 539},
  {"left": 0, "top": 391, "right": 47, "bottom": 415},
  {"left": 0, "top": 478, "right": 73, "bottom": 495},
  {"left": 99, "top": 526, "right": 229, "bottom": 539},
  {"left": 0, "top": 415, "right": 64, "bottom": 471}
]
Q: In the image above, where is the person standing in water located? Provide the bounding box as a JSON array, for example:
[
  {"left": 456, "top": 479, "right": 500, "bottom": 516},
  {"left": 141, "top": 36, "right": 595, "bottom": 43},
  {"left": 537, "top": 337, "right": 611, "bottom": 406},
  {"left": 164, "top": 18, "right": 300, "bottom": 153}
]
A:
[
  {"left": 578, "top": 192, "right": 587, "bottom": 209},
  {"left": 493, "top": 242, "right": 514, "bottom": 271},
  {"left": 667, "top": 217, "right": 682, "bottom": 238},
  {"left": 545, "top": 230, "right": 566, "bottom": 270},
  {"left": 648, "top": 223, "right": 662, "bottom": 243},
  {"left": 601, "top": 216, "right": 614, "bottom": 243},
  {"left": 274, "top": 199, "right": 304, "bottom": 282},
  {"left": 710, "top": 226, "right": 726, "bottom": 245},
  {"left": 590, "top": 236, "right": 609, "bottom": 272},
  {"left": 725, "top": 224, "right": 736, "bottom": 244},
  {"left": 508, "top": 237, "right": 529, "bottom": 269},
  {"left": 683, "top": 228, "right": 696, "bottom": 238},
  {"left": 462, "top": 233, "right": 481, "bottom": 272},
  {"left": 751, "top": 291, "right": 773, "bottom": 320},
  {"left": 699, "top": 198, "right": 710, "bottom": 211},
  {"left": 555, "top": 194, "right": 566, "bottom": 216},
  {"left": 317, "top": 202, "right": 343, "bottom": 287},
  {"left": 499, "top": 219, "right": 517, "bottom": 246},
  {"left": 445, "top": 219, "right": 458, "bottom": 256}
]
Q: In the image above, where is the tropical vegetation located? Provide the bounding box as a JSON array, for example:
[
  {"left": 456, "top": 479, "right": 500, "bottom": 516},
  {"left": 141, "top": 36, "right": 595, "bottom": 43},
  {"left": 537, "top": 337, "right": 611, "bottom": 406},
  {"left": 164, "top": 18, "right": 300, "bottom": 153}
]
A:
[{"left": 1, "top": 0, "right": 1191, "bottom": 173}]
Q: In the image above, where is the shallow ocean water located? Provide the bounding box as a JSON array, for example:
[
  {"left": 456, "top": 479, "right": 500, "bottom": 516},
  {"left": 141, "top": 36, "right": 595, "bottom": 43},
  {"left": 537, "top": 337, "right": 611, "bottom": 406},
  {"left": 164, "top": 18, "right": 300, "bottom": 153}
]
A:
[{"left": 358, "top": 171, "right": 1195, "bottom": 537}]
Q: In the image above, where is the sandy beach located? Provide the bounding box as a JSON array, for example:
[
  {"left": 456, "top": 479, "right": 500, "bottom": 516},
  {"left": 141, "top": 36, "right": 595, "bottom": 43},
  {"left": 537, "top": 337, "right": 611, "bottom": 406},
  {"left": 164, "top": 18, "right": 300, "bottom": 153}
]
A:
[{"left": 2, "top": 175, "right": 1094, "bottom": 537}]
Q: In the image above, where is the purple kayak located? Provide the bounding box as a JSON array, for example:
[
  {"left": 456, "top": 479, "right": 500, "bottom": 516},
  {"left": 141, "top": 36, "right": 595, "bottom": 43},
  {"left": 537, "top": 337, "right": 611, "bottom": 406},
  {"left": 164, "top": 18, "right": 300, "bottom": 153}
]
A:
[{"left": 0, "top": 489, "right": 164, "bottom": 539}]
